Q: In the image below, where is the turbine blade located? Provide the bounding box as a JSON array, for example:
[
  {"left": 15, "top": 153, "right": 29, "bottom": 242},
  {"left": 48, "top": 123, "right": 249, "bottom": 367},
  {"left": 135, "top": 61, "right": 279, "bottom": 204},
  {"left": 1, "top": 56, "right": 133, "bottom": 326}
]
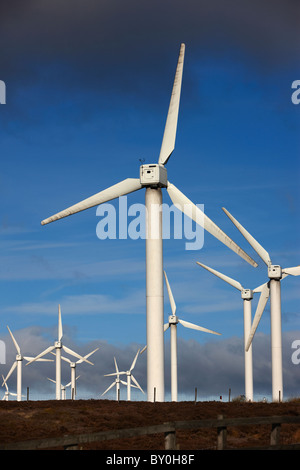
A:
[
  {"left": 114, "top": 357, "right": 119, "bottom": 375},
  {"left": 178, "top": 319, "right": 221, "bottom": 335},
  {"left": 41, "top": 178, "right": 142, "bottom": 225},
  {"left": 245, "top": 283, "right": 270, "bottom": 351},
  {"left": 130, "top": 349, "right": 140, "bottom": 372},
  {"left": 253, "top": 281, "right": 268, "bottom": 293},
  {"left": 196, "top": 261, "right": 243, "bottom": 291},
  {"left": 62, "top": 346, "right": 93, "bottom": 365},
  {"left": 2, "top": 361, "right": 17, "bottom": 384},
  {"left": 58, "top": 304, "right": 63, "bottom": 341},
  {"left": 23, "top": 356, "right": 54, "bottom": 362},
  {"left": 131, "top": 375, "right": 144, "bottom": 393},
  {"left": 140, "top": 345, "right": 147, "bottom": 354},
  {"left": 164, "top": 323, "right": 170, "bottom": 332},
  {"left": 167, "top": 183, "right": 258, "bottom": 267},
  {"left": 7, "top": 326, "right": 21, "bottom": 355},
  {"left": 163, "top": 271, "right": 177, "bottom": 315},
  {"left": 222, "top": 207, "right": 271, "bottom": 266},
  {"left": 26, "top": 345, "right": 56, "bottom": 365},
  {"left": 75, "top": 347, "right": 99, "bottom": 364},
  {"left": 101, "top": 381, "right": 115, "bottom": 396},
  {"left": 282, "top": 266, "right": 300, "bottom": 276},
  {"left": 158, "top": 43, "right": 185, "bottom": 165}
]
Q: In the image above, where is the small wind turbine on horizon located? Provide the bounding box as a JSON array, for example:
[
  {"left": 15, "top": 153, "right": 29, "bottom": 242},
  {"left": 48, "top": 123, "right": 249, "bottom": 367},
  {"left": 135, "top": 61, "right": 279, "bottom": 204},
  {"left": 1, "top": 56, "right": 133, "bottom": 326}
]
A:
[
  {"left": 26, "top": 305, "right": 93, "bottom": 400},
  {"left": 2, "top": 326, "right": 53, "bottom": 402},
  {"left": 47, "top": 376, "right": 80, "bottom": 400},
  {"left": 196, "top": 261, "right": 269, "bottom": 402},
  {"left": 108, "top": 349, "right": 144, "bottom": 401},
  {"left": 39, "top": 43, "right": 257, "bottom": 402},
  {"left": 163, "top": 270, "right": 221, "bottom": 402},
  {"left": 102, "top": 357, "right": 128, "bottom": 401},
  {"left": 58, "top": 347, "right": 99, "bottom": 399},
  {"left": 1, "top": 375, "right": 22, "bottom": 401},
  {"left": 222, "top": 207, "right": 300, "bottom": 402}
]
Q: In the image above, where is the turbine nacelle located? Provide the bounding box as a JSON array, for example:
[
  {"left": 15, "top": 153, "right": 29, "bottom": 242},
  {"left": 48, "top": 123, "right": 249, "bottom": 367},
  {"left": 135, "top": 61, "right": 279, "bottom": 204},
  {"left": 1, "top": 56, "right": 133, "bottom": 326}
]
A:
[
  {"left": 140, "top": 163, "right": 168, "bottom": 188},
  {"left": 168, "top": 315, "right": 179, "bottom": 325},
  {"left": 268, "top": 265, "right": 282, "bottom": 280},
  {"left": 55, "top": 341, "right": 62, "bottom": 349},
  {"left": 241, "top": 289, "right": 253, "bottom": 300}
]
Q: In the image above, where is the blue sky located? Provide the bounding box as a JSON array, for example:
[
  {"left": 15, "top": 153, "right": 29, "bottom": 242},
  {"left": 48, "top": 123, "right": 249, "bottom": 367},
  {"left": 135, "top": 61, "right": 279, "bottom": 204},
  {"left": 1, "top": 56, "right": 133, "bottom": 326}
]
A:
[{"left": 0, "top": 0, "right": 299, "bottom": 401}]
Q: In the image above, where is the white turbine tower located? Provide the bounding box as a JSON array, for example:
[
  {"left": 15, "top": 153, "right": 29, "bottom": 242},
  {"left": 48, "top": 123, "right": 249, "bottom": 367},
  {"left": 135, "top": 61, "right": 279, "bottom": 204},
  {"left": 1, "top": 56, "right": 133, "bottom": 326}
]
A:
[
  {"left": 39, "top": 44, "right": 257, "bottom": 402},
  {"left": 1, "top": 375, "right": 20, "bottom": 401},
  {"left": 222, "top": 207, "right": 300, "bottom": 402},
  {"left": 163, "top": 270, "right": 221, "bottom": 402},
  {"left": 2, "top": 326, "right": 53, "bottom": 402},
  {"left": 26, "top": 305, "right": 93, "bottom": 400},
  {"left": 102, "top": 357, "right": 128, "bottom": 401},
  {"left": 112, "top": 349, "right": 144, "bottom": 401},
  {"left": 196, "top": 261, "right": 269, "bottom": 402},
  {"left": 59, "top": 347, "right": 99, "bottom": 399}
]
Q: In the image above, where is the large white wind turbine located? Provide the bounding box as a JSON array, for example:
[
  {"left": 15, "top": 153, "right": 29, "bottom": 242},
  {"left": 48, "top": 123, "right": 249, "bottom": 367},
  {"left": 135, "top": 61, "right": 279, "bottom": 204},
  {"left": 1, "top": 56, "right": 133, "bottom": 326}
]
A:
[
  {"left": 2, "top": 326, "right": 53, "bottom": 402},
  {"left": 196, "top": 261, "right": 269, "bottom": 402},
  {"left": 26, "top": 305, "right": 93, "bottom": 400},
  {"left": 39, "top": 44, "right": 257, "bottom": 402},
  {"left": 222, "top": 207, "right": 300, "bottom": 402},
  {"left": 108, "top": 349, "right": 144, "bottom": 401},
  {"left": 59, "top": 347, "right": 99, "bottom": 399},
  {"left": 163, "top": 270, "right": 221, "bottom": 402}
]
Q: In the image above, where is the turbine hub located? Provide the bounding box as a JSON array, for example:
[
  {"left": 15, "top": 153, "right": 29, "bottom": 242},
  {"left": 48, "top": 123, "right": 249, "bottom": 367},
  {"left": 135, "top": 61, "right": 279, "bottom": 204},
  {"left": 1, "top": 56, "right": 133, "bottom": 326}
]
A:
[
  {"left": 268, "top": 265, "right": 282, "bottom": 280},
  {"left": 241, "top": 289, "right": 253, "bottom": 300},
  {"left": 16, "top": 354, "right": 22, "bottom": 361},
  {"left": 169, "top": 315, "right": 179, "bottom": 324},
  {"left": 140, "top": 164, "right": 168, "bottom": 188},
  {"left": 55, "top": 341, "right": 62, "bottom": 348}
]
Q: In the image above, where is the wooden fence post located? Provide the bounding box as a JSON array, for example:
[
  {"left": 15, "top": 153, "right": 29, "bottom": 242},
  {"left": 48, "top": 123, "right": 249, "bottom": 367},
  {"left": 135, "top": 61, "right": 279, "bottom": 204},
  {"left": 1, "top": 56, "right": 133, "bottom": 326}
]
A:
[
  {"left": 217, "top": 415, "right": 227, "bottom": 450},
  {"left": 164, "top": 424, "right": 176, "bottom": 450},
  {"left": 270, "top": 422, "right": 281, "bottom": 446}
]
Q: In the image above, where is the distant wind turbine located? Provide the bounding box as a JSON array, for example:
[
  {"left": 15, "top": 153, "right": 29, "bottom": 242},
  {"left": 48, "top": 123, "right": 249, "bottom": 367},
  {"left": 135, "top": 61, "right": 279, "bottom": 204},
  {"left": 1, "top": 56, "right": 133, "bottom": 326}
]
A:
[
  {"left": 2, "top": 326, "right": 53, "bottom": 402},
  {"left": 47, "top": 376, "right": 80, "bottom": 400},
  {"left": 163, "top": 270, "right": 221, "bottom": 402},
  {"left": 39, "top": 44, "right": 257, "bottom": 402},
  {"left": 1, "top": 375, "right": 21, "bottom": 401},
  {"left": 26, "top": 305, "right": 93, "bottom": 400},
  {"left": 102, "top": 357, "right": 128, "bottom": 401},
  {"left": 196, "top": 261, "right": 269, "bottom": 402},
  {"left": 109, "top": 349, "right": 144, "bottom": 401},
  {"left": 222, "top": 207, "right": 300, "bottom": 402},
  {"left": 59, "top": 347, "right": 99, "bottom": 399}
]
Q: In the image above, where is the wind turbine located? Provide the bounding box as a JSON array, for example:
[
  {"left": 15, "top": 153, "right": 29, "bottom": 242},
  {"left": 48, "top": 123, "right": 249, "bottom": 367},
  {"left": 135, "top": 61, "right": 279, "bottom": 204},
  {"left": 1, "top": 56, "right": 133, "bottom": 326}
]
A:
[
  {"left": 26, "top": 305, "right": 93, "bottom": 400},
  {"left": 102, "top": 357, "right": 128, "bottom": 401},
  {"left": 196, "top": 261, "right": 270, "bottom": 402},
  {"left": 59, "top": 347, "right": 99, "bottom": 399},
  {"left": 1, "top": 375, "right": 19, "bottom": 401},
  {"left": 2, "top": 326, "right": 53, "bottom": 402},
  {"left": 39, "top": 43, "right": 257, "bottom": 402},
  {"left": 163, "top": 270, "right": 221, "bottom": 402},
  {"left": 222, "top": 207, "right": 300, "bottom": 402},
  {"left": 109, "top": 349, "right": 144, "bottom": 401},
  {"left": 47, "top": 376, "right": 80, "bottom": 400}
]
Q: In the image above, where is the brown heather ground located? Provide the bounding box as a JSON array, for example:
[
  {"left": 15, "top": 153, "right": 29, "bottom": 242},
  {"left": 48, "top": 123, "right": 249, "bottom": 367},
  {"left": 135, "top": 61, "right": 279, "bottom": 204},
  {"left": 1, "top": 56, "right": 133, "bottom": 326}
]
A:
[{"left": 0, "top": 399, "right": 300, "bottom": 450}]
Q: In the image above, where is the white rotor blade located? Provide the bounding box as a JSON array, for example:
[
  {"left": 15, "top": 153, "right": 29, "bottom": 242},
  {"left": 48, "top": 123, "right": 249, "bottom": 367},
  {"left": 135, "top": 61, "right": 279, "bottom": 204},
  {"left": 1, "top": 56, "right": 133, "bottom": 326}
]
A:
[
  {"left": 101, "top": 381, "right": 116, "bottom": 396},
  {"left": 41, "top": 178, "right": 142, "bottom": 225},
  {"left": 163, "top": 271, "right": 176, "bottom": 315},
  {"left": 2, "top": 361, "right": 17, "bottom": 385},
  {"left": 164, "top": 323, "right": 170, "bottom": 332},
  {"left": 24, "top": 356, "right": 53, "bottom": 362},
  {"left": 222, "top": 207, "right": 271, "bottom": 266},
  {"left": 114, "top": 357, "right": 119, "bottom": 375},
  {"left": 196, "top": 261, "right": 243, "bottom": 291},
  {"left": 62, "top": 346, "right": 93, "bottom": 365},
  {"left": 282, "top": 266, "right": 300, "bottom": 276},
  {"left": 130, "top": 349, "right": 140, "bottom": 372},
  {"left": 76, "top": 348, "right": 99, "bottom": 364},
  {"left": 245, "top": 283, "right": 270, "bottom": 352},
  {"left": 178, "top": 319, "right": 221, "bottom": 336},
  {"left": 167, "top": 183, "right": 258, "bottom": 267},
  {"left": 131, "top": 375, "right": 144, "bottom": 393},
  {"left": 58, "top": 304, "right": 63, "bottom": 341},
  {"left": 26, "top": 345, "right": 56, "bottom": 365},
  {"left": 158, "top": 43, "right": 185, "bottom": 165},
  {"left": 7, "top": 326, "right": 20, "bottom": 355},
  {"left": 253, "top": 281, "right": 268, "bottom": 293}
]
